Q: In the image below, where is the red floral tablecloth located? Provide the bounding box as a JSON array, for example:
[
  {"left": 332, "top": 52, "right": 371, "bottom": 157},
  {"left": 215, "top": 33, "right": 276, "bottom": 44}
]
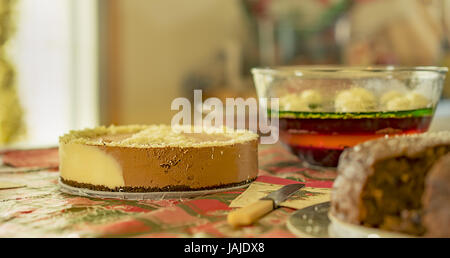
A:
[{"left": 0, "top": 144, "right": 336, "bottom": 238}]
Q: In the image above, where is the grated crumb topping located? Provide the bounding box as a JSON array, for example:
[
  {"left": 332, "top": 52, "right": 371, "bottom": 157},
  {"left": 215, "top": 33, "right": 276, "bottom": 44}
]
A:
[{"left": 59, "top": 125, "right": 259, "bottom": 148}]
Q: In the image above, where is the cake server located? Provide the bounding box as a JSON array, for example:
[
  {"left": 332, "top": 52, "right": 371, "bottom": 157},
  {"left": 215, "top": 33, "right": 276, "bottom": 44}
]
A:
[{"left": 227, "top": 183, "right": 305, "bottom": 227}]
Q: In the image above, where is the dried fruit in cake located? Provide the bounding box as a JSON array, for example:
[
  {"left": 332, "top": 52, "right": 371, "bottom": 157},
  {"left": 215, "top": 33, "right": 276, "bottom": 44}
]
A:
[{"left": 331, "top": 131, "right": 450, "bottom": 236}]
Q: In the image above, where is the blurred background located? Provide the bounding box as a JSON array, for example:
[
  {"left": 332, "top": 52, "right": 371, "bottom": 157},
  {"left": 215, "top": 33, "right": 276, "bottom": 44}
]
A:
[{"left": 1, "top": 0, "right": 450, "bottom": 146}]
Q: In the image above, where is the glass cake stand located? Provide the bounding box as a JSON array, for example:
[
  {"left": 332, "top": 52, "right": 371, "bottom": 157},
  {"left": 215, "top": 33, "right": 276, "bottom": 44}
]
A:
[{"left": 58, "top": 178, "right": 252, "bottom": 200}]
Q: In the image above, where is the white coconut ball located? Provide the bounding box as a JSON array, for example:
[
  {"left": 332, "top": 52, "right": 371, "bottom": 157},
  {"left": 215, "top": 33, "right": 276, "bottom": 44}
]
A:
[
  {"left": 279, "top": 90, "right": 323, "bottom": 111},
  {"left": 334, "top": 88, "right": 377, "bottom": 112},
  {"left": 279, "top": 94, "right": 306, "bottom": 111},
  {"left": 380, "top": 90, "right": 404, "bottom": 107},
  {"left": 299, "top": 90, "right": 323, "bottom": 110},
  {"left": 406, "top": 92, "right": 430, "bottom": 109},
  {"left": 385, "top": 92, "right": 430, "bottom": 111}
]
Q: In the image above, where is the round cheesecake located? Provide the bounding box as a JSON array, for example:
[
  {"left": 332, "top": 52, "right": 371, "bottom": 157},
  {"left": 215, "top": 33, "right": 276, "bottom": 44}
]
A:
[{"left": 59, "top": 125, "right": 259, "bottom": 192}]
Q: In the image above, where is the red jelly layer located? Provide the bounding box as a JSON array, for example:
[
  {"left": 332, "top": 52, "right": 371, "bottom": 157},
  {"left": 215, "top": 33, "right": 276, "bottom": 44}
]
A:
[{"left": 278, "top": 111, "right": 433, "bottom": 167}]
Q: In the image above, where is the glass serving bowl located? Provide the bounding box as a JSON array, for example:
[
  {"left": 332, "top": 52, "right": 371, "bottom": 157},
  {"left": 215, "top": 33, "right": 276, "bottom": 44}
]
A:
[{"left": 252, "top": 66, "right": 448, "bottom": 168}]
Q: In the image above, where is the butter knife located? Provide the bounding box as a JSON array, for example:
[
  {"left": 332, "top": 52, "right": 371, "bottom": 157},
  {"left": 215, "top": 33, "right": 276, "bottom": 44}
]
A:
[{"left": 227, "top": 183, "right": 305, "bottom": 227}]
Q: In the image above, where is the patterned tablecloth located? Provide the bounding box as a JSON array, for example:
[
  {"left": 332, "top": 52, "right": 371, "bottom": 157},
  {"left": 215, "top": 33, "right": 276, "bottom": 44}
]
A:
[{"left": 0, "top": 144, "right": 336, "bottom": 238}]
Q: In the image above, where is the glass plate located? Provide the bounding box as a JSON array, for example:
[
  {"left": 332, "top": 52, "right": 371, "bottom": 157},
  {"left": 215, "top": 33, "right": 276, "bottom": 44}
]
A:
[{"left": 58, "top": 178, "right": 251, "bottom": 200}]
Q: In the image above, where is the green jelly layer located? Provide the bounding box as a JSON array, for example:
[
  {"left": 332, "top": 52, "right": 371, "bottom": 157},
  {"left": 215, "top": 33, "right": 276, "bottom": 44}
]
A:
[{"left": 270, "top": 107, "right": 434, "bottom": 119}]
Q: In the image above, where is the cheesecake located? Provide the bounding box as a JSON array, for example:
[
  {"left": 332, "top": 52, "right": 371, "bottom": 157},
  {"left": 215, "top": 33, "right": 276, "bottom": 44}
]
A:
[{"left": 59, "top": 125, "right": 259, "bottom": 192}]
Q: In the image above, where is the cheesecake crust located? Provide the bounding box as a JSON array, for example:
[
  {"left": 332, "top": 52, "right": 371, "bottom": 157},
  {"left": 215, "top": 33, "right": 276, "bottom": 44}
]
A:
[{"left": 60, "top": 177, "right": 256, "bottom": 192}]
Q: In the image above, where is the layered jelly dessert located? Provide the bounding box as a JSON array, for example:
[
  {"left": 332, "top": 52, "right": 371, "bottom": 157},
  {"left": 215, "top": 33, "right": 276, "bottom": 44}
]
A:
[{"left": 275, "top": 88, "right": 435, "bottom": 167}]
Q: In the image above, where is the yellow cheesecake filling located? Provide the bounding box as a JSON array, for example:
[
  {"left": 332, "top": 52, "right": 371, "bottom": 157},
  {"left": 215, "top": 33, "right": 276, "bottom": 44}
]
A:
[{"left": 59, "top": 143, "right": 125, "bottom": 188}]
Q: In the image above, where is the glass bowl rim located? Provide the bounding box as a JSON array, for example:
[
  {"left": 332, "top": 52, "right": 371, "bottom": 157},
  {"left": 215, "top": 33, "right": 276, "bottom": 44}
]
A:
[{"left": 251, "top": 65, "right": 448, "bottom": 76}]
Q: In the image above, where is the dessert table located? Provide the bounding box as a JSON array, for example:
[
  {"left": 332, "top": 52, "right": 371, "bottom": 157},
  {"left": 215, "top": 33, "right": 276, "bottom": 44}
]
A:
[{"left": 0, "top": 144, "right": 335, "bottom": 238}]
